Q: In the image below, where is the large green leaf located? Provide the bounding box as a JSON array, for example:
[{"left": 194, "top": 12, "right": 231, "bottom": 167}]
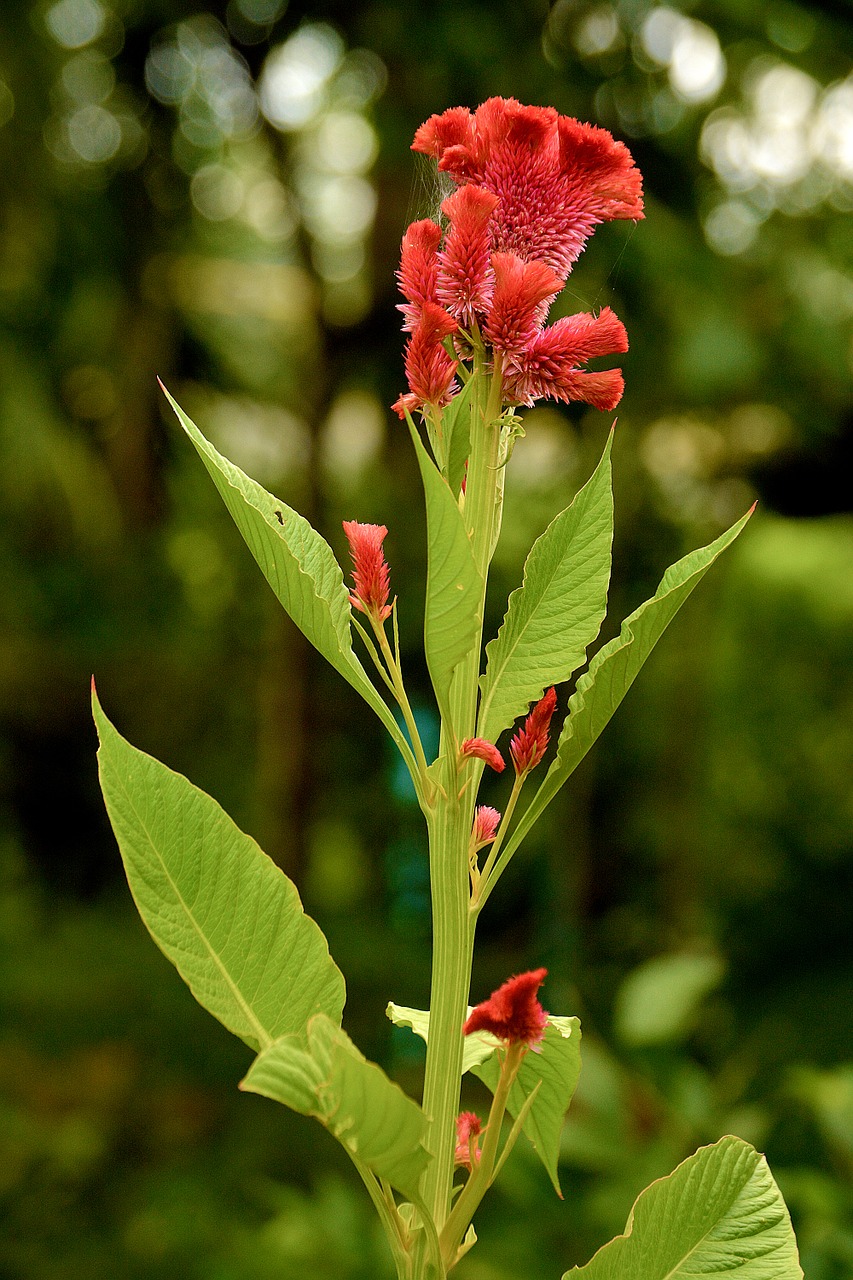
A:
[
  {"left": 564, "top": 1135, "right": 802, "bottom": 1279},
  {"left": 496, "top": 508, "right": 754, "bottom": 870},
  {"left": 162, "top": 387, "right": 414, "bottom": 770},
  {"left": 242, "top": 1013, "right": 431, "bottom": 1198},
  {"left": 407, "top": 418, "right": 483, "bottom": 733},
  {"left": 94, "top": 692, "right": 345, "bottom": 1053},
  {"left": 478, "top": 433, "right": 613, "bottom": 745},
  {"left": 386, "top": 1002, "right": 581, "bottom": 1194}
]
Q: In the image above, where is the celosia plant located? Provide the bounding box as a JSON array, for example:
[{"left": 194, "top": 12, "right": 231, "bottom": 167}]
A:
[{"left": 94, "top": 98, "right": 802, "bottom": 1280}]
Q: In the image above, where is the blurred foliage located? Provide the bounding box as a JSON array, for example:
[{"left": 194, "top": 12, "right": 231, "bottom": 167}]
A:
[{"left": 0, "top": 0, "right": 852, "bottom": 1276}]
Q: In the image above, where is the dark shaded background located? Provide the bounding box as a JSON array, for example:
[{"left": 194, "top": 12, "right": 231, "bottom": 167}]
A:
[{"left": 1, "top": 1, "right": 852, "bottom": 1276}]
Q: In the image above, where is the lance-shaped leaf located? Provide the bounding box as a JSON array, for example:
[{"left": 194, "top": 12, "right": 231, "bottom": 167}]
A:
[
  {"left": 564, "top": 1135, "right": 802, "bottom": 1279},
  {"left": 478, "top": 433, "right": 613, "bottom": 746},
  {"left": 407, "top": 418, "right": 483, "bottom": 733},
  {"left": 386, "top": 1003, "right": 581, "bottom": 1194},
  {"left": 94, "top": 692, "right": 345, "bottom": 1053},
  {"left": 161, "top": 387, "right": 415, "bottom": 771},
  {"left": 441, "top": 370, "right": 479, "bottom": 497},
  {"left": 242, "top": 1013, "right": 431, "bottom": 1199},
  {"left": 493, "top": 507, "right": 754, "bottom": 876}
]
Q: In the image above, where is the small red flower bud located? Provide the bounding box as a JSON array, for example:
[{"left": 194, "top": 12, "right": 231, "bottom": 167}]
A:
[
  {"left": 460, "top": 738, "right": 506, "bottom": 773},
  {"left": 342, "top": 521, "right": 392, "bottom": 623},
  {"left": 464, "top": 968, "right": 549, "bottom": 1047},
  {"left": 509, "top": 687, "right": 557, "bottom": 775},
  {"left": 454, "top": 1111, "right": 482, "bottom": 1167},
  {"left": 472, "top": 805, "right": 501, "bottom": 846}
]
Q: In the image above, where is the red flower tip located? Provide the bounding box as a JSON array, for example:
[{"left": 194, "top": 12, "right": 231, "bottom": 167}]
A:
[
  {"left": 484, "top": 253, "right": 563, "bottom": 354},
  {"left": 397, "top": 218, "right": 442, "bottom": 330},
  {"left": 454, "top": 1111, "right": 482, "bottom": 1167},
  {"left": 394, "top": 301, "right": 459, "bottom": 415},
  {"left": 342, "top": 520, "right": 392, "bottom": 623},
  {"left": 510, "top": 687, "right": 558, "bottom": 775},
  {"left": 437, "top": 185, "right": 499, "bottom": 325},
  {"left": 460, "top": 738, "right": 506, "bottom": 773},
  {"left": 464, "top": 968, "right": 549, "bottom": 1046},
  {"left": 473, "top": 805, "right": 501, "bottom": 846}
]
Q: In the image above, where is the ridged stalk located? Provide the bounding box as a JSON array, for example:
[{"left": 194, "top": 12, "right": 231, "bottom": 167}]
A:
[{"left": 416, "top": 359, "right": 504, "bottom": 1271}]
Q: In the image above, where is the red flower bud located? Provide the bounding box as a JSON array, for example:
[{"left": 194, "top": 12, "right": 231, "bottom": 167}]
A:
[
  {"left": 342, "top": 521, "right": 392, "bottom": 623},
  {"left": 460, "top": 738, "right": 506, "bottom": 773},
  {"left": 509, "top": 687, "right": 557, "bottom": 775},
  {"left": 472, "top": 805, "right": 501, "bottom": 846},
  {"left": 454, "top": 1111, "right": 482, "bottom": 1167}
]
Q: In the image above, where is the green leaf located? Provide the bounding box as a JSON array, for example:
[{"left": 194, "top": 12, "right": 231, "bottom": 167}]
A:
[
  {"left": 499, "top": 508, "right": 754, "bottom": 866},
  {"left": 242, "top": 1013, "right": 431, "bottom": 1198},
  {"left": 478, "top": 433, "right": 613, "bottom": 745},
  {"left": 563, "top": 1135, "right": 802, "bottom": 1279},
  {"left": 386, "top": 1002, "right": 581, "bottom": 1194},
  {"left": 161, "top": 386, "right": 415, "bottom": 771},
  {"left": 406, "top": 416, "right": 483, "bottom": 733},
  {"left": 473, "top": 1018, "right": 581, "bottom": 1196},
  {"left": 94, "top": 691, "right": 345, "bottom": 1053},
  {"left": 441, "top": 371, "right": 479, "bottom": 498}
]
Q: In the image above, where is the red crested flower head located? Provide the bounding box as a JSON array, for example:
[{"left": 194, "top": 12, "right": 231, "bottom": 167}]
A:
[
  {"left": 342, "top": 521, "right": 392, "bottom": 623},
  {"left": 464, "top": 968, "right": 549, "bottom": 1046},
  {"left": 413, "top": 97, "right": 643, "bottom": 281},
  {"left": 454, "top": 1111, "right": 482, "bottom": 1167},
  {"left": 460, "top": 737, "right": 506, "bottom": 773},
  {"left": 510, "top": 687, "right": 558, "bottom": 775},
  {"left": 472, "top": 805, "right": 501, "bottom": 846},
  {"left": 395, "top": 100, "right": 641, "bottom": 416}
]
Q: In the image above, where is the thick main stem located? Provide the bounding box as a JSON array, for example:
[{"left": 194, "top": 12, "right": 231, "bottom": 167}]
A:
[{"left": 418, "top": 360, "right": 504, "bottom": 1254}]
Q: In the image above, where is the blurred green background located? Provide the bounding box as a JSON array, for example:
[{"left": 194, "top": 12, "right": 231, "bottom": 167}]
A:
[{"left": 1, "top": 0, "right": 852, "bottom": 1276}]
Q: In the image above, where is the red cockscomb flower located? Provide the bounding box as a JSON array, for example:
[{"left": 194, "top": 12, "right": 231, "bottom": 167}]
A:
[
  {"left": 464, "top": 968, "right": 549, "bottom": 1046},
  {"left": 510, "top": 687, "right": 558, "bottom": 775},
  {"left": 342, "top": 521, "right": 392, "bottom": 623},
  {"left": 412, "top": 97, "right": 643, "bottom": 281},
  {"left": 460, "top": 738, "right": 506, "bottom": 773},
  {"left": 454, "top": 1111, "right": 482, "bottom": 1167},
  {"left": 472, "top": 805, "right": 501, "bottom": 846}
]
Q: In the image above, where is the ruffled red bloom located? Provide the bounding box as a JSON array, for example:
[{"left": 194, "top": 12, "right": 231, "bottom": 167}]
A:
[
  {"left": 460, "top": 738, "right": 506, "bottom": 773},
  {"left": 392, "top": 302, "right": 459, "bottom": 418},
  {"left": 503, "top": 307, "right": 628, "bottom": 410},
  {"left": 464, "top": 968, "right": 549, "bottom": 1046},
  {"left": 437, "top": 186, "right": 499, "bottom": 325},
  {"left": 454, "top": 1111, "right": 482, "bottom": 1167},
  {"left": 413, "top": 97, "right": 643, "bottom": 281},
  {"left": 510, "top": 687, "right": 558, "bottom": 774},
  {"left": 396, "top": 99, "right": 642, "bottom": 416},
  {"left": 472, "top": 805, "right": 501, "bottom": 846},
  {"left": 342, "top": 521, "right": 392, "bottom": 623}
]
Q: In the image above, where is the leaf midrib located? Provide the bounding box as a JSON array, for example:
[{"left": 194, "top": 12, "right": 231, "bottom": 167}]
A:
[{"left": 108, "top": 756, "right": 271, "bottom": 1051}]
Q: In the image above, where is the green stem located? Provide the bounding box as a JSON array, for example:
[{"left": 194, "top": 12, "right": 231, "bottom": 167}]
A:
[
  {"left": 439, "top": 1041, "right": 525, "bottom": 1266},
  {"left": 417, "top": 357, "right": 505, "bottom": 1266}
]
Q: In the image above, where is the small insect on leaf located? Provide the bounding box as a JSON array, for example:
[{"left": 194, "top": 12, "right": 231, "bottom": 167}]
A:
[{"left": 274, "top": 510, "right": 284, "bottom": 524}]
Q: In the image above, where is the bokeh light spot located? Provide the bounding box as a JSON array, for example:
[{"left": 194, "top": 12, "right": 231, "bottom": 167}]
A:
[{"left": 46, "top": 0, "right": 105, "bottom": 49}]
